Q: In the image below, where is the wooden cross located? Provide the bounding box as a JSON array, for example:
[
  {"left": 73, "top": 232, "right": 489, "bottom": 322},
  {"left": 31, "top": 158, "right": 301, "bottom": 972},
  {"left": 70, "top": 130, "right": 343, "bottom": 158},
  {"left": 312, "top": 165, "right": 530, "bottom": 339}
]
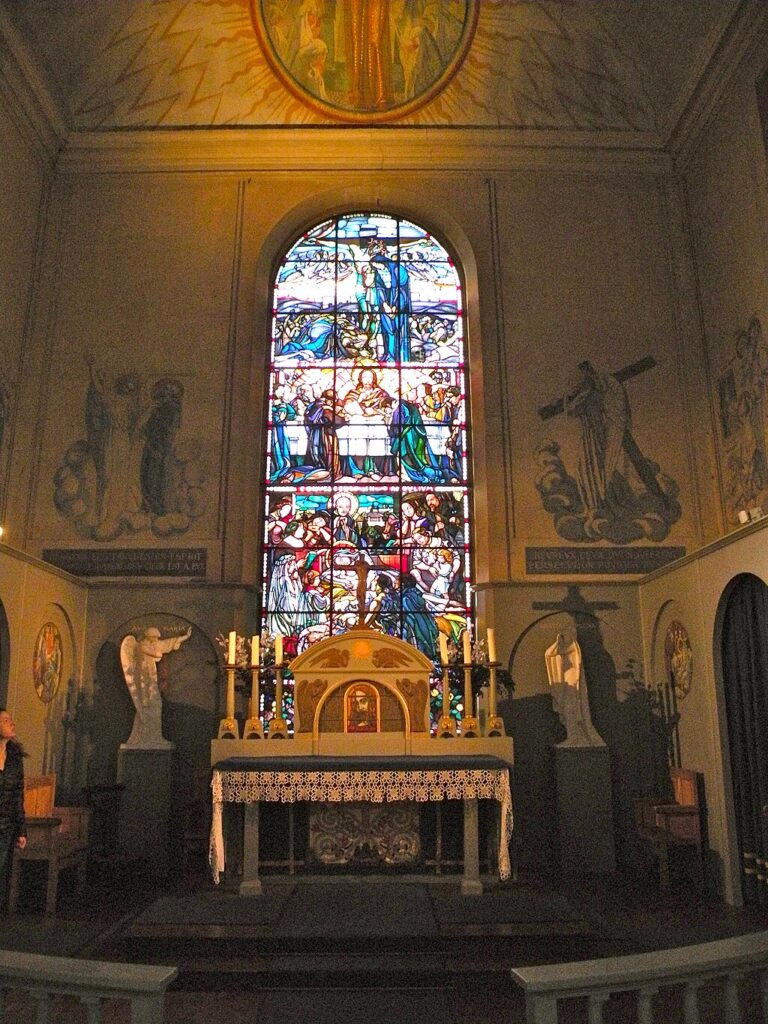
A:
[
  {"left": 538, "top": 355, "right": 656, "bottom": 421},
  {"left": 353, "top": 554, "right": 377, "bottom": 628}
]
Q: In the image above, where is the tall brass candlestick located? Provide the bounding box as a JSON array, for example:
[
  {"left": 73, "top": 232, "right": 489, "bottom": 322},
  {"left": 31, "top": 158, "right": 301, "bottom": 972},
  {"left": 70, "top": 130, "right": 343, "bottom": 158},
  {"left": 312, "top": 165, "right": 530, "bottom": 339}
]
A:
[
  {"left": 268, "top": 661, "right": 289, "bottom": 739},
  {"left": 436, "top": 652, "right": 457, "bottom": 737},
  {"left": 218, "top": 663, "right": 239, "bottom": 739},
  {"left": 243, "top": 665, "right": 265, "bottom": 740},
  {"left": 486, "top": 663, "right": 505, "bottom": 737}
]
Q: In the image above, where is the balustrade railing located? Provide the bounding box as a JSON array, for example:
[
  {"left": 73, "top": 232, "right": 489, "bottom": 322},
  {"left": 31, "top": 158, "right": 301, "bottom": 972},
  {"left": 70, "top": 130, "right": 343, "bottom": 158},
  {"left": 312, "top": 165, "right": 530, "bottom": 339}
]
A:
[
  {"left": 511, "top": 930, "right": 768, "bottom": 1023},
  {"left": 0, "top": 950, "right": 177, "bottom": 1023}
]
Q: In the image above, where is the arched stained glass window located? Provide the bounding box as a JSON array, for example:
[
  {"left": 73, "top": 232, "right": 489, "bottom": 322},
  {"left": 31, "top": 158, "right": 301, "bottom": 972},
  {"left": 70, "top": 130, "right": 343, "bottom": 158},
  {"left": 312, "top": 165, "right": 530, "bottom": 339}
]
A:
[{"left": 263, "top": 212, "right": 472, "bottom": 728}]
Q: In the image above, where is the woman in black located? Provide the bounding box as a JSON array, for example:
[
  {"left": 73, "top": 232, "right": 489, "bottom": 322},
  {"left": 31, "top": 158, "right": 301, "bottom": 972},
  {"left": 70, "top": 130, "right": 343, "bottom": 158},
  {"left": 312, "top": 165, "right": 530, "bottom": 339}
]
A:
[{"left": 0, "top": 709, "right": 27, "bottom": 905}]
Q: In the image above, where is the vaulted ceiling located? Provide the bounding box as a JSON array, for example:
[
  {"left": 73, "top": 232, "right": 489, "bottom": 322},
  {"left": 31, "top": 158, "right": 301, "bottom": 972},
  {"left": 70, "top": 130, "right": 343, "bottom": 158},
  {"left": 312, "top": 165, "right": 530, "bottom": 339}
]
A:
[{"left": 0, "top": 0, "right": 748, "bottom": 142}]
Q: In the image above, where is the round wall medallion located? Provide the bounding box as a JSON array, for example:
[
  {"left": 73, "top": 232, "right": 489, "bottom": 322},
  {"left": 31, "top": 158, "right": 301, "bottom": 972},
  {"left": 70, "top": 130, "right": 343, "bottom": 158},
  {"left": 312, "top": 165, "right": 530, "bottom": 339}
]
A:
[
  {"left": 33, "top": 622, "right": 63, "bottom": 704},
  {"left": 664, "top": 620, "right": 693, "bottom": 701},
  {"left": 250, "top": 1, "right": 477, "bottom": 122}
]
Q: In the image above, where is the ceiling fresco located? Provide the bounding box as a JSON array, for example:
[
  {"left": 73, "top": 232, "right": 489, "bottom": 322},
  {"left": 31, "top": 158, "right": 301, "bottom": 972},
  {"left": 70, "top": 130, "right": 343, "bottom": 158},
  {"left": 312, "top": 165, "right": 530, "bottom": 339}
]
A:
[{"left": 2, "top": 0, "right": 733, "bottom": 133}]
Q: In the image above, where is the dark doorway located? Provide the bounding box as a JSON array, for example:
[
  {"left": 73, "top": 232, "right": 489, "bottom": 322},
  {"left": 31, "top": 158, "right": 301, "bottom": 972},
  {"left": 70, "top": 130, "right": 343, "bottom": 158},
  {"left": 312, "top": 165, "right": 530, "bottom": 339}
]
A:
[{"left": 720, "top": 573, "right": 768, "bottom": 906}]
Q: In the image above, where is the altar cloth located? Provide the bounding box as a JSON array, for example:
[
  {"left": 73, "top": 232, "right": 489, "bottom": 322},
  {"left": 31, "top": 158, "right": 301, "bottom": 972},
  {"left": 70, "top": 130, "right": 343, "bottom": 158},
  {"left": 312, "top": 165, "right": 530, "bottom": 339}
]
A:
[{"left": 210, "top": 755, "right": 513, "bottom": 883}]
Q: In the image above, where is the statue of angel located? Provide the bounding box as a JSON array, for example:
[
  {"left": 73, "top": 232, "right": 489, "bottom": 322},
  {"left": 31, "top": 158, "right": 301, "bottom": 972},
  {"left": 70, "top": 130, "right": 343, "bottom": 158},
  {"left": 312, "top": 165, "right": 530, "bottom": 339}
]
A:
[
  {"left": 544, "top": 632, "right": 604, "bottom": 747},
  {"left": 120, "top": 625, "right": 192, "bottom": 748}
]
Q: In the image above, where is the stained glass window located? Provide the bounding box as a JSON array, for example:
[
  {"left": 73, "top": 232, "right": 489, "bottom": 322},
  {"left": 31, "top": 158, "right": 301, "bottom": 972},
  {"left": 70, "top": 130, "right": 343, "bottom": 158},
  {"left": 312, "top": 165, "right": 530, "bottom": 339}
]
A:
[{"left": 263, "top": 213, "right": 472, "bottom": 728}]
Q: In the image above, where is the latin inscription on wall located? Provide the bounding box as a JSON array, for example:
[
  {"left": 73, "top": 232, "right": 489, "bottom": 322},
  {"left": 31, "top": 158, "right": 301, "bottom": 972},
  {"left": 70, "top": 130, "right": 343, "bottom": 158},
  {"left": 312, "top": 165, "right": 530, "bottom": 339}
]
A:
[
  {"left": 42, "top": 548, "right": 208, "bottom": 578},
  {"left": 526, "top": 547, "right": 686, "bottom": 575}
]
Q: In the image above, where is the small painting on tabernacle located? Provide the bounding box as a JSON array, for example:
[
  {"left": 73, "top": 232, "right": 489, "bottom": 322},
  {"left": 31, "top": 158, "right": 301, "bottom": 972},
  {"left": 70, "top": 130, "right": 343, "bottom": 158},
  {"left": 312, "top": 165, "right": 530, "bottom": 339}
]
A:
[
  {"left": 345, "top": 684, "right": 379, "bottom": 733},
  {"left": 251, "top": 1, "right": 477, "bottom": 121},
  {"left": 33, "top": 622, "right": 63, "bottom": 704}
]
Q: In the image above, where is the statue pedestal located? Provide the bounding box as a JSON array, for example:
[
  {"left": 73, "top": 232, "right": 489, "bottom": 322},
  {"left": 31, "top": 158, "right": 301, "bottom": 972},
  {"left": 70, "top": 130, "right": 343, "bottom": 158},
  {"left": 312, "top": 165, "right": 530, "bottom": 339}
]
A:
[
  {"left": 553, "top": 745, "right": 616, "bottom": 874},
  {"left": 117, "top": 745, "right": 175, "bottom": 879}
]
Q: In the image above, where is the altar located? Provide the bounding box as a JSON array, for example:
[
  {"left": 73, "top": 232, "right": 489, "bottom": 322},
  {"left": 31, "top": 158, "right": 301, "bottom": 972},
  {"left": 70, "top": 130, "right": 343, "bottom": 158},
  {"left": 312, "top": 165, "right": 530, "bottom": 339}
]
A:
[{"left": 210, "top": 626, "right": 514, "bottom": 895}]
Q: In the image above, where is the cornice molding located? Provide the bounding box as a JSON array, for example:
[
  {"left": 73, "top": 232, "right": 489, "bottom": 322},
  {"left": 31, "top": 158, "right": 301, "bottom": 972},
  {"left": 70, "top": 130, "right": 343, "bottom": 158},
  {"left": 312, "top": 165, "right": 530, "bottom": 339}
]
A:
[
  {"left": 667, "top": 0, "right": 768, "bottom": 169},
  {"left": 0, "top": 6, "right": 66, "bottom": 169},
  {"left": 57, "top": 126, "right": 671, "bottom": 176}
]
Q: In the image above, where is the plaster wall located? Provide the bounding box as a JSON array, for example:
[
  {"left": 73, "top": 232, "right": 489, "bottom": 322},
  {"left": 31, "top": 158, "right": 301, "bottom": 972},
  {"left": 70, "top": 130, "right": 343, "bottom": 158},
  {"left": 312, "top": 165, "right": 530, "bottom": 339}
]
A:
[
  {"left": 0, "top": 544, "right": 87, "bottom": 777},
  {"left": 638, "top": 517, "right": 768, "bottom": 904},
  {"left": 0, "top": 86, "right": 47, "bottom": 527},
  {"left": 10, "top": 160, "right": 709, "bottom": 589},
  {"left": 683, "top": 31, "right": 768, "bottom": 534}
]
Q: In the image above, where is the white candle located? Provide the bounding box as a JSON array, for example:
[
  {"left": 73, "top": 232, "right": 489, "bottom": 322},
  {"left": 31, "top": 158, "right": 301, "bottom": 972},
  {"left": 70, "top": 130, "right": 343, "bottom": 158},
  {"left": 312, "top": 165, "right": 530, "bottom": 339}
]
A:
[
  {"left": 251, "top": 634, "right": 259, "bottom": 667},
  {"left": 228, "top": 630, "right": 237, "bottom": 665},
  {"left": 462, "top": 629, "right": 472, "bottom": 665},
  {"left": 439, "top": 634, "right": 448, "bottom": 665},
  {"left": 275, "top": 633, "right": 283, "bottom": 665},
  {"left": 487, "top": 627, "right": 496, "bottom": 663}
]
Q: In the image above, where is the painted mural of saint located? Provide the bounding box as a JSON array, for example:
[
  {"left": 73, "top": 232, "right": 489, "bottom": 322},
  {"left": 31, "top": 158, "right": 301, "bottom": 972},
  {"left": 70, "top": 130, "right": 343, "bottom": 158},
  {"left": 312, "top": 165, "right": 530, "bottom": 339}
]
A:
[{"left": 252, "top": 1, "right": 476, "bottom": 121}]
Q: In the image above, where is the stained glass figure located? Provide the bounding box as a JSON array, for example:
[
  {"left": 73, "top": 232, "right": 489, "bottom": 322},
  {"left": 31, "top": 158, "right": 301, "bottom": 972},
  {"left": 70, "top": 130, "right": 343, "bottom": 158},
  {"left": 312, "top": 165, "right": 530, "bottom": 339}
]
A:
[{"left": 264, "top": 213, "right": 472, "bottom": 729}]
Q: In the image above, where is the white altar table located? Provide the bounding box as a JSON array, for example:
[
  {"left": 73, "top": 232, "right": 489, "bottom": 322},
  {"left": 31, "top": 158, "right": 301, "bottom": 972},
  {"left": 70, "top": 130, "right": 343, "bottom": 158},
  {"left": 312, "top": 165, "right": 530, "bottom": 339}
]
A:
[{"left": 210, "top": 755, "right": 513, "bottom": 897}]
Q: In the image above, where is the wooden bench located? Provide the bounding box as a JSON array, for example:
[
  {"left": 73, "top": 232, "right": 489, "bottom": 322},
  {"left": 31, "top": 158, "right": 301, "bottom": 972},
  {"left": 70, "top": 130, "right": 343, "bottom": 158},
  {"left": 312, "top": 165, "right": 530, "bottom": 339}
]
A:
[
  {"left": 9, "top": 774, "right": 90, "bottom": 916},
  {"left": 634, "top": 767, "right": 704, "bottom": 889}
]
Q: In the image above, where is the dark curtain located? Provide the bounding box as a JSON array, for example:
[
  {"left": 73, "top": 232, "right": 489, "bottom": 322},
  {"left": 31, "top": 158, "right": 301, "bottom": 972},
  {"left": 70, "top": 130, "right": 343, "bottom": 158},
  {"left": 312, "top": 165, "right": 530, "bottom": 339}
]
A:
[{"left": 721, "top": 574, "right": 768, "bottom": 906}]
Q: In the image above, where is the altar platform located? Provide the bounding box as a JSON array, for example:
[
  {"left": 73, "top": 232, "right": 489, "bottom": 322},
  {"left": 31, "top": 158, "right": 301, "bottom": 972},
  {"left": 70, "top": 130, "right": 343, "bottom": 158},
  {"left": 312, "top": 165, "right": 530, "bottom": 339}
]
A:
[{"left": 4, "top": 869, "right": 768, "bottom": 1024}]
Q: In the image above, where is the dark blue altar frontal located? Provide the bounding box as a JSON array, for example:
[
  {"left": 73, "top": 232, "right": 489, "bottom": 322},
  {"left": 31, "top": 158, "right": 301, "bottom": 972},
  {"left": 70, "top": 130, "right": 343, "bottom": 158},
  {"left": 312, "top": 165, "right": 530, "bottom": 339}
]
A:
[{"left": 211, "top": 755, "right": 514, "bottom": 884}]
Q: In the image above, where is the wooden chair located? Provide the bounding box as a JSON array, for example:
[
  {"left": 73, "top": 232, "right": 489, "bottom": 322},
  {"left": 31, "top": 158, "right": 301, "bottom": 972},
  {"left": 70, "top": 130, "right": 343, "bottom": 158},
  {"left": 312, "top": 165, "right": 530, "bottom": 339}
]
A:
[
  {"left": 634, "top": 767, "right": 704, "bottom": 889},
  {"left": 9, "top": 773, "right": 90, "bottom": 916}
]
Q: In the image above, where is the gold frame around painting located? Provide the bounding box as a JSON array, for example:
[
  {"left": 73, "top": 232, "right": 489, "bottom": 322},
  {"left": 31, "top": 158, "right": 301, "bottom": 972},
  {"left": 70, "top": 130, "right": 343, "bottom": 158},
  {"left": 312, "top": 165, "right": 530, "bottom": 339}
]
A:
[
  {"left": 250, "top": 0, "right": 478, "bottom": 123},
  {"left": 32, "top": 621, "right": 63, "bottom": 704}
]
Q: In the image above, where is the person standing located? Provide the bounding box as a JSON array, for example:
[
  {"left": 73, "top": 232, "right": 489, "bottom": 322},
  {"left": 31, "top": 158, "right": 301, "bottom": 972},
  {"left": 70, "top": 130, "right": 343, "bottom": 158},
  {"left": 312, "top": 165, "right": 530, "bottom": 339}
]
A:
[{"left": 0, "top": 709, "right": 27, "bottom": 907}]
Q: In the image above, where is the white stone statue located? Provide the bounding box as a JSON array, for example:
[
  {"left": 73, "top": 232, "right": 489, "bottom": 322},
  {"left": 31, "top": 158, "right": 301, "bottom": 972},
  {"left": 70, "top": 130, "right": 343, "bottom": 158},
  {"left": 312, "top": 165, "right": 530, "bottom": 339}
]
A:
[
  {"left": 544, "top": 632, "right": 604, "bottom": 747},
  {"left": 120, "top": 624, "right": 192, "bottom": 748}
]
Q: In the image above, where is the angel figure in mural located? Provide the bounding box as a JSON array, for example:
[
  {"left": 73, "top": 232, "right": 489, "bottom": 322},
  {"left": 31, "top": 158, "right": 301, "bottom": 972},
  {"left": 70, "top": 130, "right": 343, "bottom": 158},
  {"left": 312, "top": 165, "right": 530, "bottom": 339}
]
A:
[
  {"left": 120, "top": 625, "right": 192, "bottom": 748},
  {"left": 544, "top": 632, "right": 604, "bottom": 747}
]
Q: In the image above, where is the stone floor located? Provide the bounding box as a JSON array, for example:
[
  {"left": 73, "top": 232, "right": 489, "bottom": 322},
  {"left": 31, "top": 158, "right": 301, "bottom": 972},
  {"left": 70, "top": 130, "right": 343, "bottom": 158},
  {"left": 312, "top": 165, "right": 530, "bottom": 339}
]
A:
[{"left": 1, "top": 863, "right": 767, "bottom": 1023}]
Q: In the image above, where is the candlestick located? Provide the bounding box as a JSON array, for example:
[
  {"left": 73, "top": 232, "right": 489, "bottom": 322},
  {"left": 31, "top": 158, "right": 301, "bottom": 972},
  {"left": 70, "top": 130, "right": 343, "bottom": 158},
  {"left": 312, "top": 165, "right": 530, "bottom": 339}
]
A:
[
  {"left": 217, "top": 663, "right": 240, "bottom": 739},
  {"left": 436, "top": 662, "right": 457, "bottom": 737},
  {"left": 227, "top": 630, "right": 237, "bottom": 665},
  {"left": 487, "top": 627, "right": 496, "bottom": 664},
  {"left": 275, "top": 633, "right": 283, "bottom": 665},
  {"left": 268, "top": 663, "right": 289, "bottom": 738},
  {"left": 250, "top": 665, "right": 259, "bottom": 718},
  {"left": 226, "top": 666, "right": 235, "bottom": 720},
  {"left": 242, "top": 662, "right": 265, "bottom": 740},
  {"left": 251, "top": 634, "right": 259, "bottom": 668}
]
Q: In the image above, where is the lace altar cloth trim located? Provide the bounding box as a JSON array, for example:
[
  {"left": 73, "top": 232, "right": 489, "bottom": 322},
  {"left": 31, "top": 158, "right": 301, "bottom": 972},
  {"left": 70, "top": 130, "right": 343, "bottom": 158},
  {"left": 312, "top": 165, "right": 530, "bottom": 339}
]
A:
[{"left": 210, "top": 768, "right": 513, "bottom": 883}]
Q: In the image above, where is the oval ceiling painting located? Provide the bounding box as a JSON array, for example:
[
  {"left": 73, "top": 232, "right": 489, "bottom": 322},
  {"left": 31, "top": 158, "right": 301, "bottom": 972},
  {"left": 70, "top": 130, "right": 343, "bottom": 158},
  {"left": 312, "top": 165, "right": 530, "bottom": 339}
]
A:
[{"left": 251, "top": 1, "right": 478, "bottom": 122}]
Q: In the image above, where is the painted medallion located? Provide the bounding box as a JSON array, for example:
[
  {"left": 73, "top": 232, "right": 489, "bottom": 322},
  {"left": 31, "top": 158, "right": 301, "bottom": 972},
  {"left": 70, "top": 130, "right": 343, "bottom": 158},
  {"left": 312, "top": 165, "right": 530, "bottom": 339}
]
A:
[
  {"left": 251, "top": 1, "right": 477, "bottom": 121},
  {"left": 33, "top": 622, "right": 63, "bottom": 704},
  {"left": 664, "top": 619, "right": 693, "bottom": 701}
]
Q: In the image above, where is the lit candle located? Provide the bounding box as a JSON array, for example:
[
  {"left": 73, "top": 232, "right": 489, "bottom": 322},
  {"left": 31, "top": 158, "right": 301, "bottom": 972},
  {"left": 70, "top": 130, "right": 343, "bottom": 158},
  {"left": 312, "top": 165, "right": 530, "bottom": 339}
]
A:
[
  {"left": 462, "top": 629, "right": 472, "bottom": 665},
  {"left": 251, "top": 634, "right": 259, "bottom": 667},
  {"left": 275, "top": 633, "right": 283, "bottom": 665},
  {"left": 487, "top": 628, "right": 496, "bottom": 664},
  {"left": 227, "top": 630, "right": 237, "bottom": 665},
  {"left": 439, "top": 634, "right": 448, "bottom": 665}
]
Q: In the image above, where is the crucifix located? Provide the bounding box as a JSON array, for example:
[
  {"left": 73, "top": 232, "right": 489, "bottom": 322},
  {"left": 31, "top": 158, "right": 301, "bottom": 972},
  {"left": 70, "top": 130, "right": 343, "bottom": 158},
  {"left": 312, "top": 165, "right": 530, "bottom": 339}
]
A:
[
  {"left": 532, "top": 585, "right": 619, "bottom": 620},
  {"left": 353, "top": 553, "right": 377, "bottom": 628}
]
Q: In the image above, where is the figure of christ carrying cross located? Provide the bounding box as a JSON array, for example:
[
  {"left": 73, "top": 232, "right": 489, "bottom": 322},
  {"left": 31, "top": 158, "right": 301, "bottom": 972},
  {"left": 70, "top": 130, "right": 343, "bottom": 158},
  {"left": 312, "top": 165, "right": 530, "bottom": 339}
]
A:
[{"left": 539, "top": 356, "right": 670, "bottom": 517}]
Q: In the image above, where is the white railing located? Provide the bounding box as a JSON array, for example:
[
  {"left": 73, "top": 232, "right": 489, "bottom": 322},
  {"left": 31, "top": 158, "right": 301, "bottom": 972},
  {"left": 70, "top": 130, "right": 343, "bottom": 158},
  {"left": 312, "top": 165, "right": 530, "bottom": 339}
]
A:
[
  {"left": 0, "top": 950, "right": 178, "bottom": 1023},
  {"left": 511, "top": 930, "right": 768, "bottom": 1023}
]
